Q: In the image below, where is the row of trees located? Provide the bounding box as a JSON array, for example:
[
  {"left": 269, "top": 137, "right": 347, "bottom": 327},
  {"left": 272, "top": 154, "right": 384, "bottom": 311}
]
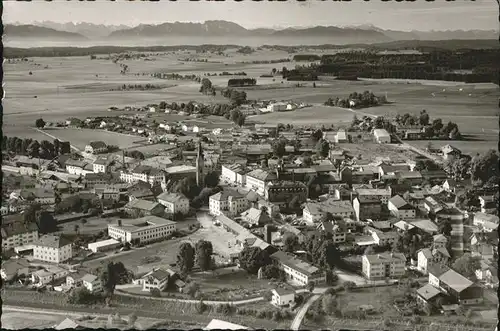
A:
[
  {"left": 395, "top": 110, "right": 461, "bottom": 140},
  {"left": 227, "top": 78, "right": 257, "bottom": 87},
  {"left": 151, "top": 72, "right": 200, "bottom": 81},
  {"left": 325, "top": 91, "right": 387, "bottom": 109},
  {"left": 113, "top": 84, "right": 162, "bottom": 91},
  {"left": 444, "top": 149, "right": 499, "bottom": 187},
  {"left": 221, "top": 88, "right": 248, "bottom": 106},
  {"left": 204, "top": 71, "right": 247, "bottom": 76},
  {"left": 3, "top": 136, "right": 71, "bottom": 159},
  {"left": 176, "top": 240, "right": 214, "bottom": 274}
]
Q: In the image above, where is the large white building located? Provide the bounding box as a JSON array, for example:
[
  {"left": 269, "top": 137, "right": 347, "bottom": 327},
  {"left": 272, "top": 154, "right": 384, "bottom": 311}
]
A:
[
  {"left": 362, "top": 252, "right": 406, "bottom": 280},
  {"left": 245, "top": 169, "right": 277, "bottom": 196},
  {"left": 108, "top": 216, "right": 176, "bottom": 244},
  {"left": 157, "top": 192, "right": 190, "bottom": 215},
  {"left": 1, "top": 221, "right": 39, "bottom": 252},
  {"left": 221, "top": 164, "right": 247, "bottom": 186},
  {"left": 65, "top": 159, "right": 93, "bottom": 176},
  {"left": 355, "top": 188, "right": 391, "bottom": 204},
  {"left": 120, "top": 165, "right": 166, "bottom": 186},
  {"left": 33, "top": 235, "right": 73, "bottom": 264},
  {"left": 373, "top": 129, "right": 391, "bottom": 144},
  {"left": 209, "top": 190, "right": 248, "bottom": 217},
  {"left": 270, "top": 251, "right": 325, "bottom": 286}
]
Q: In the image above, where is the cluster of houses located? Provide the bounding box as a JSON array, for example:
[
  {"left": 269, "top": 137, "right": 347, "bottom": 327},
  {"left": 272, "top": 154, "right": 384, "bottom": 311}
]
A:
[{"left": 1, "top": 113, "right": 497, "bottom": 321}]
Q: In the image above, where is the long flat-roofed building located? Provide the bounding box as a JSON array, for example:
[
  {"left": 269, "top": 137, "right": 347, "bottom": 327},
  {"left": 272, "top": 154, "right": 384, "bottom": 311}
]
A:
[{"left": 108, "top": 216, "right": 176, "bottom": 244}]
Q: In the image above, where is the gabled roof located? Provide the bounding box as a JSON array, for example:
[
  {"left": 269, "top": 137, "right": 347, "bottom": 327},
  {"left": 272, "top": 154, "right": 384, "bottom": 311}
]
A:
[
  {"left": 272, "top": 287, "right": 296, "bottom": 296},
  {"left": 241, "top": 207, "right": 272, "bottom": 225},
  {"left": 1, "top": 221, "right": 38, "bottom": 238},
  {"left": 81, "top": 274, "right": 99, "bottom": 283},
  {"left": 416, "top": 283, "right": 444, "bottom": 301},
  {"left": 418, "top": 248, "right": 433, "bottom": 259},
  {"left": 157, "top": 192, "right": 188, "bottom": 203},
  {"left": 428, "top": 264, "right": 450, "bottom": 278},
  {"left": 389, "top": 195, "right": 412, "bottom": 209},
  {"left": 271, "top": 251, "right": 320, "bottom": 276},
  {"left": 438, "top": 269, "right": 473, "bottom": 293},
  {"left": 34, "top": 234, "right": 72, "bottom": 249},
  {"left": 205, "top": 319, "right": 249, "bottom": 330},
  {"left": 246, "top": 169, "right": 277, "bottom": 182},
  {"left": 125, "top": 199, "right": 162, "bottom": 211},
  {"left": 209, "top": 189, "right": 245, "bottom": 202},
  {"left": 148, "top": 268, "right": 171, "bottom": 282},
  {"left": 55, "top": 318, "right": 82, "bottom": 330},
  {"left": 363, "top": 252, "right": 406, "bottom": 264}
]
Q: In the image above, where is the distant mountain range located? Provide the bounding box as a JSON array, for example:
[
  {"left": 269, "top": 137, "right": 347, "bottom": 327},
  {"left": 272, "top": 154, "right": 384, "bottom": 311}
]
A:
[
  {"left": 4, "top": 25, "right": 88, "bottom": 40},
  {"left": 5, "top": 20, "right": 498, "bottom": 43}
]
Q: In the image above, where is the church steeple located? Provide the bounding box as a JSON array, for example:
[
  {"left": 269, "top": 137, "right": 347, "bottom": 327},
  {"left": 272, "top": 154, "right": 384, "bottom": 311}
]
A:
[{"left": 196, "top": 141, "right": 204, "bottom": 187}]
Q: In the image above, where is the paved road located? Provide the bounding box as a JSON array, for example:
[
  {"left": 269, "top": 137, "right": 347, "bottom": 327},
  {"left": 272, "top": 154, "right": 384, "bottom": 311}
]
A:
[{"left": 290, "top": 294, "right": 321, "bottom": 330}]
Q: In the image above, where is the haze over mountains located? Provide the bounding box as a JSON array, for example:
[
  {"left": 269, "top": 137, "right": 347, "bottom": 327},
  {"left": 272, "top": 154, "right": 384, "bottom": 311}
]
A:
[{"left": 4, "top": 20, "right": 498, "bottom": 47}]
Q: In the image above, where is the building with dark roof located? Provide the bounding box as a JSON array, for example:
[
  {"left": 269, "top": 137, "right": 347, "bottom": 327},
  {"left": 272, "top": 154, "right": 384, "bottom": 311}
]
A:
[
  {"left": 1, "top": 221, "right": 39, "bottom": 252},
  {"left": 388, "top": 195, "right": 415, "bottom": 220},
  {"left": 265, "top": 181, "right": 308, "bottom": 210},
  {"left": 209, "top": 189, "right": 248, "bottom": 217},
  {"left": 124, "top": 199, "right": 165, "bottom": 217}
]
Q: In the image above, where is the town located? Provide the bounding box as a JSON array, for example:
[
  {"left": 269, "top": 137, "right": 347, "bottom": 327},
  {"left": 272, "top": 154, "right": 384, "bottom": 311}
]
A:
[{"left": 2, "top": 95, "right": 498, "bottom": 330}]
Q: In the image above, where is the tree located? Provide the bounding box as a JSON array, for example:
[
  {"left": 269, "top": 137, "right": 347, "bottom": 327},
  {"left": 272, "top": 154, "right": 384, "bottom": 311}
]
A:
[
  {"left": 35, "top": 118, "right": 46, "bottom": 129},
  {"left": 195, "top": 240, "right": 214, "bottom": 271},
  {"left": 261, "top": 264, "right": 285, "bottom": 280},
  {"left": 311, "top": 129, "right": 323, "bottom": 142},
  {"left": 452, "top": 253, "right": 481, "bottom": 280},
  {"left": 272, "top": 138, "right": 287, "bottom": 158},
  {"left": 325, "top": 270, "right": 338, "bottom": 286},
  {"left": 238, "top": 246, "right": 271, "bottom": 275},
  {"left": 322, "top": 294, "right": 338, "bottom": 315},
  {"left": 27, "top": 140, "right": 40, "bottom": 158},
  {"left": 432, "top": 118, "right": 443, "bottom": 132},
  {"left": 177, "top": 242, "right": 195, "bottom": 275},
  {"left": 364, "top": 246, "right": 375, "bottom": 255},
  {"left": 283, "top": 232, "right": 299, "bottom": 253},
  {"left": 470, "top": 150, "right": 499, "bottom": 186},
  {"left": 172, "top": 177, "right": 200, "bottom": 200},
  {"left": 306, "top": 281, "right": 315, "bottom": 292},
  {"left": 150, "top": 288, "right": 161, "bottom": 297},
  {"left": 373, "top": 116, "right": 385, "bottom": 129},
  {"left": 37, "top": 211, "right": 57, "bottom": 233},
  {"left": 315, "top": 139, "right": 330, "bottom": 158},
  {"left": 101, "top": 262, "right": 130, "bottom": 296},
  {"left": 419, "top": 110, "right": 430, "bottom": 126},
  {"left": 204, "top": 171, "right": 220, "bottom": 188}
]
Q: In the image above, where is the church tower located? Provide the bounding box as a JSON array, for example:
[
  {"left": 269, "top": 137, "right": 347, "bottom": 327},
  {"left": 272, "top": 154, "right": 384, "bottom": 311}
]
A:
[{"left": 196, "top": 141, "right": 204, "bottom": 187}]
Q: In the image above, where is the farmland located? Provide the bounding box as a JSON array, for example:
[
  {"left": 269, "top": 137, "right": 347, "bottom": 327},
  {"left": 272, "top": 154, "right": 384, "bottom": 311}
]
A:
[{"left": 3, "top": 48, "right": 498, "bottom": 155}]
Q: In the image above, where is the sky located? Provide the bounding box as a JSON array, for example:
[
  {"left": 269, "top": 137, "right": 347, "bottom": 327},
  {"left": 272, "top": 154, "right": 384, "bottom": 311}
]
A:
[{"left": 4, "top": 0, "right": 499, "bottom": 32}]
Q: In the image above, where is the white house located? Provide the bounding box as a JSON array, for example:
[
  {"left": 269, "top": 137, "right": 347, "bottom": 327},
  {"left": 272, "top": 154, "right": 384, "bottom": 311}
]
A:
[
  {"left": 271, "top": 288, "right": 295, "bottom": 307},
  {"left": 388, "top": 195, "right": 416, "bottom": 220},
  {"left": 33, "top": 235, "right": 73, "bottom": 264},
  {"left": 92, "top": 158, "right": 109, "bottom": 173},
  {"left": 362, "top": 252, "right": 406, "bottom": 280},
  {"left": 417, "top": 248, "right": 450, "bottom": 275},
  {"left": 270, "top": 251, "right": 325, "bottom": 286},
  {"left": 84, "top": 141, "right": 108, "bottom": 154},
  {"left": 209, "top": 190, "right": 248, "bottom": 217},
  {"left": 267, "top": 102, "right": 287, "bottom": 112},
  {"left": 107, "top": 216, "right": 176, "bottom": 244},
  {"left": 473, "top": 213, "right": 499, "bottom": 232},
  {"left": 221, "top": 164, "right": 247, "bottom": 186},
  {"left": 31, "top": 266, "right": 69, "bottom": 285},
  {"left": 81, "top": 274, "right": 102, "bottom": 293},
  {"left": 120, "top": 165, "right": 166, "bottom": 186},
  {"left": 139, "top": 268, "right": 170, "bottom": 292},
  {"left": 245, "top": 169, "right": 277, "bottom": 196},
  {"left": 157, "top": 192, "right": 190, "bottom": 215},
  {"left": 2, "top": 221, "right": 39, "bottom": 252},
  {"left": 373, "top": 129, "right": 391, "bottom": 144},
  {"left": 303, "top": 199, "right": 354, "bottom": 225}
]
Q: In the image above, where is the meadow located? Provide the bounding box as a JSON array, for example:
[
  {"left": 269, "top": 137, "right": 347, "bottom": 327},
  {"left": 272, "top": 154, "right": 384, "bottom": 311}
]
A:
[{"left": 3, "top": 48, "right": 498, "bottom": 154}]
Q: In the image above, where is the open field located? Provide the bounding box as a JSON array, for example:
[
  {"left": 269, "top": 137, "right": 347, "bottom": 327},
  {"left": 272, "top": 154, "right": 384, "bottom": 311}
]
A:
[
  {"left": 4, "top": 49, "right": 498, "bottom": 154},
  {"left": 1, "top": 310, "right": 66, "bottom": 329},
  {"left": 339, "top": 143, "right": 417, "bottom": 163},
  {"left": 409, "top": 139, "right": 498, "bottom": 157}
]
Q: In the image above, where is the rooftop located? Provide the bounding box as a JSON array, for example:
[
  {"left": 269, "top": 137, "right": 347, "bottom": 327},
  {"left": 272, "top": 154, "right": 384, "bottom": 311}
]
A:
[
  {"left": 157, "top": 192, "right": 188, "bottom": 203},
  {"left": 110, "top": 215, "right": 176, "bottom": 233},
  {"left": 305, "top": 199, "right": 354, "bottom": 215},
  {"left": 210, "top": 189, "right": 245, "bottom": 202},
  {"left": 363, "top": 252, "right": 406, "bottom": 264},
  {"left": 417, "top": 283, "right": 444, "bottom": 301},
  {"left": 125, "top": 199, "right": 162, "bottom": 211},
  {"left": 439, "top": 269, "right": 473, "bottom": 293},
  {"left": 34, "top": 234, "right": 72, "bottom": 249},
  {"left": 271, "top": 251, "right": 320, "bottom": 276},
  {"left": 246, "top": 169, "right": 277, "bottom": 182}
]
